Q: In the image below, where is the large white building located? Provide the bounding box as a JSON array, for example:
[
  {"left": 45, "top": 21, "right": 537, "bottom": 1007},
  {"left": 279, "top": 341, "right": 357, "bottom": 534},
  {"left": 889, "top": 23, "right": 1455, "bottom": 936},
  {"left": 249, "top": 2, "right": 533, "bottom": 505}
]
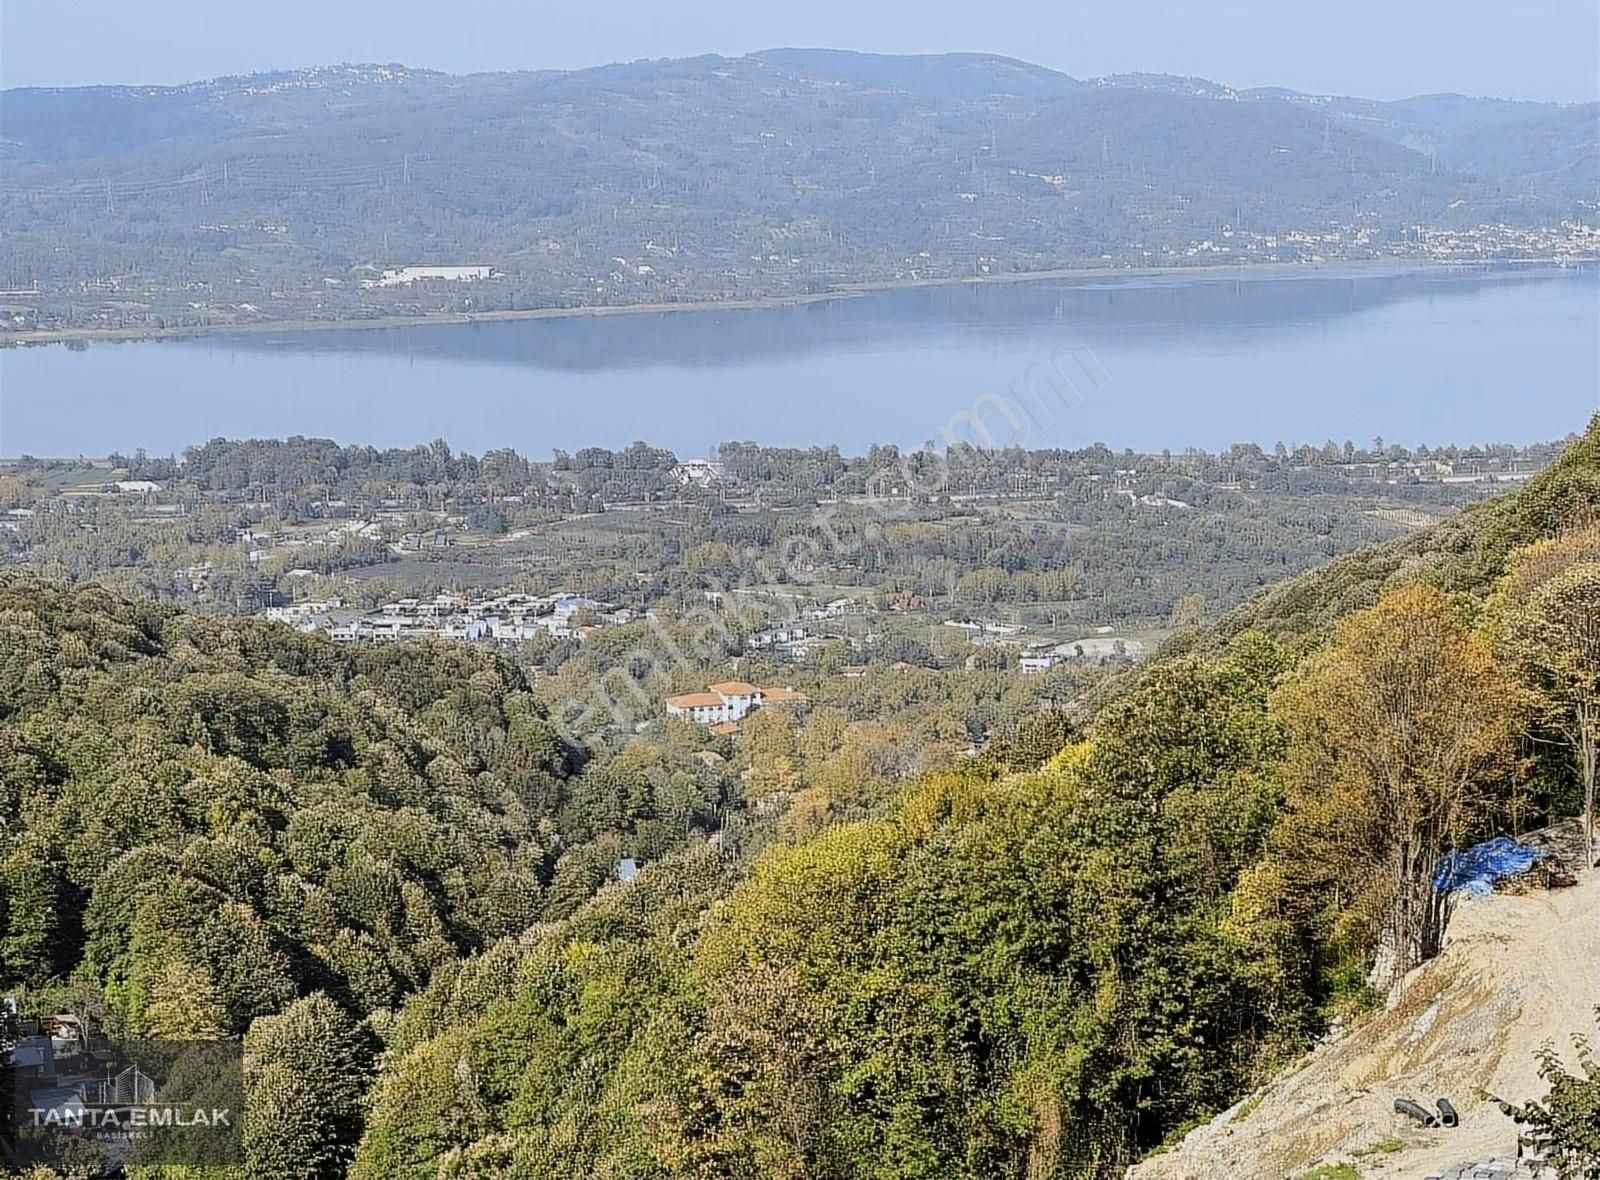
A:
[
  {"left": 665, "top": 681, "right": 808, "bottom": 726},
  {"left": 363, "top": 265, "right": 495, "bottom": 288}
]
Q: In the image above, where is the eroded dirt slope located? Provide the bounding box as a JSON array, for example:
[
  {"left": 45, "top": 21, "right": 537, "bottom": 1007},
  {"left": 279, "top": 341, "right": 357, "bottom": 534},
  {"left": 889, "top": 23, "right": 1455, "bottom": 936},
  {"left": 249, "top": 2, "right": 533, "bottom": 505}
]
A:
[{"left": 1128, "top": 846, "right": 1598, "bottom": 1180}]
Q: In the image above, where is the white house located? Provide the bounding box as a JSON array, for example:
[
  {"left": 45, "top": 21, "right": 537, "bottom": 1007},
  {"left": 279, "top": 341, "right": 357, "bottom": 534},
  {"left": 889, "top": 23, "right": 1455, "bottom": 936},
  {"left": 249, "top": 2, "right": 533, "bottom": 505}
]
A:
[
  {"left": 552, "top": 594, "right": 604, "bottom": 621},
  {"left": 666, "top": 681, "right": 762, "bottom": 725},
  {"left": 671, "top": 459, "right": 726, "bottom": 487},
  {"left": 665, "top": 681, "right": 809, "bottom": 726},
  {"left": 1020, "top": 654, "right": 1059, "bottom": 675}
]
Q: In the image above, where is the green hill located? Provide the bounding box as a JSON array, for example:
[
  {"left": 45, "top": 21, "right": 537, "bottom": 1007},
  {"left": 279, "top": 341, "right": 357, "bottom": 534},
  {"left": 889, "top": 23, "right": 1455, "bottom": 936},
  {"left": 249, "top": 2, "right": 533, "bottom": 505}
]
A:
[
  {"left": 3, "top": 416, "right": 1596, "bottom": 1179},
  {"left": 4, "top": 52, "right": 1593, "bottom": 333},
  {"left": 347, "top": 416, "right": 1600, "bottom": 1177}
]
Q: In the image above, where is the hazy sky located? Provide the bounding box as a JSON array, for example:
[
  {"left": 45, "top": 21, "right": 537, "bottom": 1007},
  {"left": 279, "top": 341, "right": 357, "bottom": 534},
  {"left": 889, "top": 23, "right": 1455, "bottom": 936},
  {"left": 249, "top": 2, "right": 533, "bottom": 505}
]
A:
[{"left": 4, "top": 0, "right": 1598, "bottom": 101}]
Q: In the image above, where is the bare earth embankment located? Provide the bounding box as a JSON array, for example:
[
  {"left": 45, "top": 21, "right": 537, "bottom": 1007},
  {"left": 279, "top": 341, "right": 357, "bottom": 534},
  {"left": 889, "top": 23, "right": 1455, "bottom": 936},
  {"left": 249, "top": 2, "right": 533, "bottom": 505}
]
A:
[{"left": 1128, "top": 833, "right": 1598, "bottom": 1180}]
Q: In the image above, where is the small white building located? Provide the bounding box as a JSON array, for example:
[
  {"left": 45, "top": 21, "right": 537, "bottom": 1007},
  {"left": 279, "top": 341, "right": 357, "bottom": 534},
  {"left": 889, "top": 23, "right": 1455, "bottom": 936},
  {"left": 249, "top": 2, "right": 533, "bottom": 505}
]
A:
[
  {"left": 265, "top": 599, "right": 341, "bottom": 626},
  {"left": 1055, "top": 637, "right": 1146, "bottom": 661},
  {"left": 487, "top": 619, "right": 545, "bottom": 642},
  {"left": 551, "top": 594, "right": 605, "bottom": 621},
  {"left": 672, "top": 459, "right": 726, "bottom": 487},
  {"left": 666, "top": 682, "right": 763, "bottom": 725}
]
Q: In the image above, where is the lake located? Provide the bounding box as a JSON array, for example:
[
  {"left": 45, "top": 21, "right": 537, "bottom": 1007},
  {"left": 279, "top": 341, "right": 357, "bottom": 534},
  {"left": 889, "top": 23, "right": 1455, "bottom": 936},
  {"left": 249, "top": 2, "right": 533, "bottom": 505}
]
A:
[{"left": 2, "top": 264, "right": 1597, "bottom": 458}]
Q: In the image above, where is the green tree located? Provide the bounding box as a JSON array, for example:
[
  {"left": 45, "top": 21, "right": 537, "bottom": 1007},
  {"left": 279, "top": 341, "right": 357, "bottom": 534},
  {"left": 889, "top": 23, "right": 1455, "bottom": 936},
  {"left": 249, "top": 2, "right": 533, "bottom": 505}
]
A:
[
  {"left": 138, "top": 957, "right": 229, "bottom": 1040},
  {"left": 0, "top": 842, "right": 66, "bottom": 985},
  {"left": 244, "top": 993, "right": 375, "bottom": 1180},
  {"left": 1494, "top": 1013, "right": 1600, "bottom": 1180}
]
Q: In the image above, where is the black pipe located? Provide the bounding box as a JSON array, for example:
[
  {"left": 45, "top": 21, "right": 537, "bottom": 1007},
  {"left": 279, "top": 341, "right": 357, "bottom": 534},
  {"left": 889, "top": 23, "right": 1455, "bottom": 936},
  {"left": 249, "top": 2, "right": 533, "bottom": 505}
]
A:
[
  {"left": 1395, "top": 1098, "right": 1438, "bottom": 1127},
  {"left": 1435, "top": 1098, "right": 1459, "bottom": 1128}
]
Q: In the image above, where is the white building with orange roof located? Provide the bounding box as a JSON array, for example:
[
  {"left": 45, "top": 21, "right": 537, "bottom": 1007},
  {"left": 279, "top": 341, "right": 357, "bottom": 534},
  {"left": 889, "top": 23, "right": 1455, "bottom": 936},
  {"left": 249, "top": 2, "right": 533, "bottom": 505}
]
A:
[
  {"left": 665, "top": 681, "right": 809, "bottom": 726},
  {"left": 664, "top": 691, "right": 735, "bottom": 725}
]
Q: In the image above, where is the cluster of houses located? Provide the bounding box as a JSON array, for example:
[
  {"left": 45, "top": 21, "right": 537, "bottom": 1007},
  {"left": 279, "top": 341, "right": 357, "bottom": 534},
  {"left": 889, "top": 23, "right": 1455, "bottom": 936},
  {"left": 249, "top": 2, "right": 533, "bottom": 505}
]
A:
[
  {"left": 1, "top": 1003, "right": 165, "bottom": 1151},
  {"left": 1169, "top": 219, "right": 1600, "bottom": 267},
  {"left": 718, "top": 591, "right": 874, "bottom": 621},
  {"left": 264, "top": 591, "right": 627, "bottom": 645},
  {"left": 237, "top": 516, "right": 455, "bottom": 562},
  {"left": 941, "top": 614, "right": 1148, "bottom": 673},
  {"left": 744, "top": 624, "right": 817, "bottom": 660}
]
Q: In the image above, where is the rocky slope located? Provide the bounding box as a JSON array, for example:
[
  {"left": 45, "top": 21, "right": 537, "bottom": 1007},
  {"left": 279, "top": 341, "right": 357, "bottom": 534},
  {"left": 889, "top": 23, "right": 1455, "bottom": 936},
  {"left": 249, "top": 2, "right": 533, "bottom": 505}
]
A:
[{"left": 1128, "top": 828, "right": 1598, "bottom": 1180}]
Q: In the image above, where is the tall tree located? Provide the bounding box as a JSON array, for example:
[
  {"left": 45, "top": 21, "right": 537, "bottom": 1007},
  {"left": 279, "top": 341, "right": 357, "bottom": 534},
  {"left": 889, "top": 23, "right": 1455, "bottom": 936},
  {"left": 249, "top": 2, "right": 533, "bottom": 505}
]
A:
[
  {"left": 1270, "top": 584, "right": 1522, "bottom": 991},
  {"left": 1497, "top": 525, "right": 1600, "bottom": 866},
  {"left": 244, "top": 992, "right": 375, "bottom": 1180}
]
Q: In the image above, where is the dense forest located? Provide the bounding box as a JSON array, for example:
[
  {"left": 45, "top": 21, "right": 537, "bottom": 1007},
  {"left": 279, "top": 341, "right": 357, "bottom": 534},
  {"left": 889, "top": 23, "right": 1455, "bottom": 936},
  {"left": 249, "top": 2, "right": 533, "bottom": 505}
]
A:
[
  {"left": 2, "top": 51, "right": 1595, "bottom": 333},
  {"left": 2, "top": 416, "right": 1598, "bottom": 1178}
]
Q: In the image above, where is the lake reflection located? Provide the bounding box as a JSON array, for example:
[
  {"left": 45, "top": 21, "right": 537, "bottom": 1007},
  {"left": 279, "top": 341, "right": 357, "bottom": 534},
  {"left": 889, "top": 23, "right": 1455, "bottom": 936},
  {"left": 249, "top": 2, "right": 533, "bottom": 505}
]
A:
[{"left": 2, "top": 265, "right": 1596, "bottom": 457}]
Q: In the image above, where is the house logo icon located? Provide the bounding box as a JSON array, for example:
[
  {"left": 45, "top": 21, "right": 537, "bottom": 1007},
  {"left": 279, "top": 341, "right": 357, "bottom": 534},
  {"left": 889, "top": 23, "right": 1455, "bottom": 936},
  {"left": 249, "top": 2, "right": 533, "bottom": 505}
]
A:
[{"left": 102, "top": 1065, "right": 158, "bottom": 1107}]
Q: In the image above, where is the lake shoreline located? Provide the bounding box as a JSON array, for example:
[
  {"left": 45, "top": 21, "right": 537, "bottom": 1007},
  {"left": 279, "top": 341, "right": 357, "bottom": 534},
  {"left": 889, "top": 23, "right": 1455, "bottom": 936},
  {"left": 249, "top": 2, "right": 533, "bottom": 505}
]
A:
[
  {"left": 5, "top": 262, "right": 1595, "bottom": 459},
  {"left": 3, "top": 256, "right": 1588, "bottom": 349}
]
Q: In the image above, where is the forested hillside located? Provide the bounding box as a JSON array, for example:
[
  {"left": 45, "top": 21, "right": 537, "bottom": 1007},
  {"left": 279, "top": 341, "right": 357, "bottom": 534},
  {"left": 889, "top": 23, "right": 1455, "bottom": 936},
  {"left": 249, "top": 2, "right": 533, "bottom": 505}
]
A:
[
  {"left": 0, "top": 577, "right": 748, "bottom": 1173},
  {"left": 3, "top": 417, "right": 1597, "bottom": 1178},
  {"left": 1162, "top": 409, "right": 1600, "bottom": 654},
  {"left": 348, "top": 418, "right": 1600, "bottom": 1178},
  {"left": 2, "top": 51, "right": 1595, "bottom": 334}
]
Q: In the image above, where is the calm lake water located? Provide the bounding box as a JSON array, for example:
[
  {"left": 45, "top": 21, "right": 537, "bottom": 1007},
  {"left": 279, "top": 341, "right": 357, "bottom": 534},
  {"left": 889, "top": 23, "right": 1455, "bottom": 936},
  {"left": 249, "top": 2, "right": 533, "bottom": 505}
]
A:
[{"left": 3, "top": 265, "right": 1597, "bottom": 457}]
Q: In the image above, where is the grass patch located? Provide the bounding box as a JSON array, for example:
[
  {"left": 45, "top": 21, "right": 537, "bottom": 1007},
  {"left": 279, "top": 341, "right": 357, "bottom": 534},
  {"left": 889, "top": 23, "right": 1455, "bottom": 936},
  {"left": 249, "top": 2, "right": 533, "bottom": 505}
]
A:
[
  {"left": 1352, "top": 1137, "right": 1404, "bottom": 1157},
  {"left": 1324, "top": 957, "right": 1384, "bottom": 1021},
  {"left": 1231, "top": 1093, "right": 1264, "bottom": 1123},
  {"left": 1299, "top": 1165, "right": 1359, "bottom": 1180},
  {"left": 1148, "top": 1115, "right": 1208, "bottom": 1155}
]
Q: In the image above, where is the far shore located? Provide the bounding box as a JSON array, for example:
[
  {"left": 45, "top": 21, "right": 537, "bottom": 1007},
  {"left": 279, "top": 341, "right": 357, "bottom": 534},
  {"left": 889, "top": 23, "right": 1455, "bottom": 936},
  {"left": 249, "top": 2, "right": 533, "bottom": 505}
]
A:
[{"left": 3, "top": 256, "right": 1590, "bottom": 349}]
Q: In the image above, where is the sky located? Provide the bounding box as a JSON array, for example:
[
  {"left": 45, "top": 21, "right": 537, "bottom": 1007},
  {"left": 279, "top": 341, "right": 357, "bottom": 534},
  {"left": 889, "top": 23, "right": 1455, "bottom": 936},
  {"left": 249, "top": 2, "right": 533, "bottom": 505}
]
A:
[{"left": 3, "top": 0, "right": 1598, "bottom": 102}]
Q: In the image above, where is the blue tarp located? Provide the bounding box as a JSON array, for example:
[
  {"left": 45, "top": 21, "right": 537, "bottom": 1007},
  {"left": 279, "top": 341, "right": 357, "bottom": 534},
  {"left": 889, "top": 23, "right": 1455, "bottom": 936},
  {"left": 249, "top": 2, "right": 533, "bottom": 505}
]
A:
[{"left": 1434, "top": 836, "right": 1549, "bottom": 897}]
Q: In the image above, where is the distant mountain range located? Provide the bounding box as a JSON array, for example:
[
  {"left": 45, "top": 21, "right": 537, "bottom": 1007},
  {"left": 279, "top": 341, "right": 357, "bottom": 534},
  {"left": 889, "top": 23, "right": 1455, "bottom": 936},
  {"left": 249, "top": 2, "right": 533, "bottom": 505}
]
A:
[{"left": 1, "top": 50, "right": 1595, "bottom": 333}]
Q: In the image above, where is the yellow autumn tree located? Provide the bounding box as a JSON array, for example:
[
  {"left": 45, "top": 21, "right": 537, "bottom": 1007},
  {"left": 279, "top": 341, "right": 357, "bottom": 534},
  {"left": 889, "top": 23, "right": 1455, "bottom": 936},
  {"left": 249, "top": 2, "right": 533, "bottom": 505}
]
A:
[
  {"left": 741, "top": 706, "right": 802, "bottom": 806},
  {"left": 1495, "top": 524, "right": 1600, "bottom": 866},
  {"left": 138, "top": 956, "right": 229, "bottom": 1040},
  {"left": 1270, "top": 583, "right": 1523, "bottom": 990}
]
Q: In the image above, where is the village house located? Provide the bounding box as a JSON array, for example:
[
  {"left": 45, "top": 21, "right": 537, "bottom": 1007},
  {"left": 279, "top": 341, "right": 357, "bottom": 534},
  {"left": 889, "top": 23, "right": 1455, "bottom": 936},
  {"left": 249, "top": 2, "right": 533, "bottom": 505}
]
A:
[
  {"left": 264, "top": 599, "right": 343, "bottom": 632},
  {"left": 671, "top": 458, "right": 726, "bottom": 487}
]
